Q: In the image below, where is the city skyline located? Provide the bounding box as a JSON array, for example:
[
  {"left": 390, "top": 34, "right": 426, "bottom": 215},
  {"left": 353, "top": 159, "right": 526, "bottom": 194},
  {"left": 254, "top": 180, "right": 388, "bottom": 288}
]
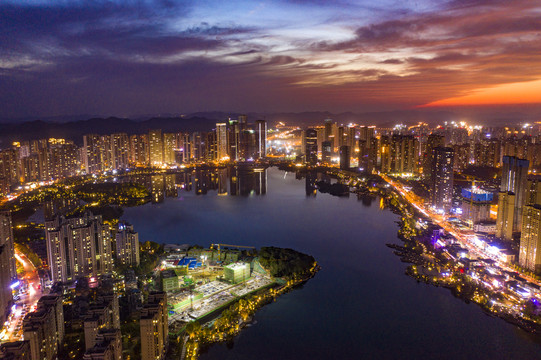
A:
[{"left": 1, "top": 1, "right": 541, "bottom": 118}]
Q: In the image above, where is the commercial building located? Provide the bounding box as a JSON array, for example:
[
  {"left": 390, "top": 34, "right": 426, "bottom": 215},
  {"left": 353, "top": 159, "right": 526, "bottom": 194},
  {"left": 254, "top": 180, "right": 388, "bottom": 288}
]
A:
[
  {"left": 115, "top": 222, "right": 140, "bottom": 266},
  {"left": 321, "top": 141, "right": 332, "bottom": 164},
  {"left": 304, "top": 129, "right": 318, "bottom": 165},
  {"left": 140, "top": 292, "right": 168, "bottom": 360},
  {"left": 216, "top": 123, "right": 228, "bottom": 161},
  {"left": 46, "top": 212, "right": 113, "bottom": 283},
  {"left": 224, "top": 262, "right": 251, "bottom": 284},
  {"left": 255, "top": 120, "right": 267, "bottom": 159},
  {"left": 339, "top": 145, "right": 350, "bottom": 170},
  {"left": 519, "top": 204, "right": 541, "bottom": 272},
  {"left": 460, "top": 188, "right": 493, "bottom": 225},
  {"left": 430, "top": 147, "right": 454, "bottom": 212}
]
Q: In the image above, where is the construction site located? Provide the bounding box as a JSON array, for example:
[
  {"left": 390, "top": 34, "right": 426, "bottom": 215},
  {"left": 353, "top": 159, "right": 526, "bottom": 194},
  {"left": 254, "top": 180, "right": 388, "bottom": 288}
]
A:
[{"left": 161, "top": 244, "right": 275, "bottom": 334}]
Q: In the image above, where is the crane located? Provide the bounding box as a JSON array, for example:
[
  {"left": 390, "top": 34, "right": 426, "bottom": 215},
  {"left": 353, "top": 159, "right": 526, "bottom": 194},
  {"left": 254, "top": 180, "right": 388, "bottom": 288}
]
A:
[{"left": 210, "top": 243, "right": 256, "bottom": 257}]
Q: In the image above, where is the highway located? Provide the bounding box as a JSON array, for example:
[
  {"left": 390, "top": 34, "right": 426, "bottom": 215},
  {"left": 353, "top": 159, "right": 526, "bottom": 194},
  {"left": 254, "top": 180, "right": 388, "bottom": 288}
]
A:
[{"left": 380, "top": 173, "right": 541, "bottom": 288}]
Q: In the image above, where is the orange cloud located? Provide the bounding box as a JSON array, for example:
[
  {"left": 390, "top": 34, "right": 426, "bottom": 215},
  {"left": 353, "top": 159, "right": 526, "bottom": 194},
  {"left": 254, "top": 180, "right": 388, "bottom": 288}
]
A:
[{"left": 421, "top": 79, "right": 541, "bottom": 107}]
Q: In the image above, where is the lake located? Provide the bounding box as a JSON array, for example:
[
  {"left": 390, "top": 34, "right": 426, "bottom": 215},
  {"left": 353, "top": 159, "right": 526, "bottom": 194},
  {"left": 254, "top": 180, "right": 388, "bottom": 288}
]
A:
[{"left": 122, "top": 167, "right": 541, "bottom": 359}]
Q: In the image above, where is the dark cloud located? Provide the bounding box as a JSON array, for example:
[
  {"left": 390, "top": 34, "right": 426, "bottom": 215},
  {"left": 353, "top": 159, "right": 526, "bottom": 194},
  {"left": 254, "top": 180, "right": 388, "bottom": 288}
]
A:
[{"left": 1, "top": 0, "right": 541, "bottom": 117}]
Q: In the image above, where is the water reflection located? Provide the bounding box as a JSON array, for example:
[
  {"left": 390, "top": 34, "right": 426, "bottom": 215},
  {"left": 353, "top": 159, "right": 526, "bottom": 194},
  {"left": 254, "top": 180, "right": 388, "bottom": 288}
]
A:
[
  {"left": 120, "top": 166, "right": 268, "bottom": 202},
  {"left": 305, "top": 172, "right": 317, "bottom": 197}
]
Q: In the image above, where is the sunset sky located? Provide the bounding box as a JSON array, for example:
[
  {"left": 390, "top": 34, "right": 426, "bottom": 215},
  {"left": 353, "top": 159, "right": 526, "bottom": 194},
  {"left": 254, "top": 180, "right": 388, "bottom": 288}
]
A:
[{"left": 1, "top": 0, "right": 541, "bottom": 118}]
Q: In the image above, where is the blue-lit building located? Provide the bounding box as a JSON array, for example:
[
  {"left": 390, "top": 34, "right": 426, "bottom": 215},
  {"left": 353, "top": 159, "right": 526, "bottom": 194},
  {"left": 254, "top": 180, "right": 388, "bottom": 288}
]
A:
[
  {"left": 460, "top": 187, "right": 493, "bottom": 226},
  {"left": 461, "top": 188, "right": 493, "bottom": 203}
]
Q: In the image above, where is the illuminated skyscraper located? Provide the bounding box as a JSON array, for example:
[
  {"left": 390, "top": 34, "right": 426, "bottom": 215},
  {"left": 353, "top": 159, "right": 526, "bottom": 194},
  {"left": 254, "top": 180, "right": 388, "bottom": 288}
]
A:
[
  {"left": 255, "top": 120, "right": 267, "bottom": 159},
  {"left": 162, "top": 133, "right": 176, "bottom": 165},
  {"left": 304, "top": 129, "right": 318, "bottom": 165},
  {"left": 216, "top": 123, "right": 228, "bottom": 161},
  {"left": 115, "top": 222, "right": 140, "bottom": 266},
  {"left": 324, "top": 119, "right": 335, "bottom": 151},
  {"left": 111, "top": 133, "right": 130, "bottom": 170},
  {"left": 46, "top": 212, "right": 113, "bottom": 283},
  {"left": 390, "top": 135, "right": 418, "bottom": 174},
  {"left": 339, "top": 145, "right": 350, "bottom": 170},
  {"left": 496, "top": 156, "right": 529, "bottom": 239},
  {"left": 519, "top": 205, "right": 541, "bottom": 272},
  {"left": 83, "top": 134, "right": 102, "bottom": 174},
  {"left": 379, "top": 135, "right": 391, "bottom": 173},
  {"left": 148, "top": 129, "right": 164, "bottom": 166},
  {"left": 129, "top": 134, "right": 147, "bottom": 166},
  {"left": 23, "top": 295, "right": 64, "bottom": 360},
  {"left": 84, "top": 295, "right": 120, "bottom": 351},
  {"left": 0, "top": 211, "right": 16, "bottom": 326},
  {"left": 322, "top": 141, "right": 332, "bottom": 164},
  {"left": 140, "top": 292, "right": 168, "bottom": 360},
  {"left": 430, "top": 147, "right": 454, "bottom": 211},
  {"left": 423, "top": 134, "right": 444, "bottom": 178}
]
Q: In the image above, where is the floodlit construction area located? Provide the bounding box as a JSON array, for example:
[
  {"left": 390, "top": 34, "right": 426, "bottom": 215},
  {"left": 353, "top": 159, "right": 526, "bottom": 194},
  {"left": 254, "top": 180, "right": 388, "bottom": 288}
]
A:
[{"left": 168, "top": 275, "right": 273, "bottom": 326}]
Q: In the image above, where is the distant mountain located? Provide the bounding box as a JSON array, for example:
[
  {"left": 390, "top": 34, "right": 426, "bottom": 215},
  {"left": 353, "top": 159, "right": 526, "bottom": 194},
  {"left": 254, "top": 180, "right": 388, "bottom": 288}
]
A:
[
  {"left": 0, "top": 116, "right": 216, "bottom": 147},
  {"left": 1, "top": 107, "right": 539, "bottom": 148}
]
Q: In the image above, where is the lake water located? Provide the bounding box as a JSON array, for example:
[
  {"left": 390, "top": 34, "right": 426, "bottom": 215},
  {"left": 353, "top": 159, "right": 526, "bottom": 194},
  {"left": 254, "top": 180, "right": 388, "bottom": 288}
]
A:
[{"left": 122, "top": 167, "right": 541, "bottom": 359}]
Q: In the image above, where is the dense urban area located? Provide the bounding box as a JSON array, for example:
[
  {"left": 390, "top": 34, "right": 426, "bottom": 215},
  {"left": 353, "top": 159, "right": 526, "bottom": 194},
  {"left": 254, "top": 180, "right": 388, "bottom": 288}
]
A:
[{"left": 1, "top": 116, "right": 541, "bottom": 359}]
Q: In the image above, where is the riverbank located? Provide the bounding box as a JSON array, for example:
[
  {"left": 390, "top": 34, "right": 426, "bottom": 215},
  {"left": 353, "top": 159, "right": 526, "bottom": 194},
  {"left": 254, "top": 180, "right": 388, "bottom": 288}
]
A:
[{"left": 180, "top": 262, "right": 320, "bottom": 360}]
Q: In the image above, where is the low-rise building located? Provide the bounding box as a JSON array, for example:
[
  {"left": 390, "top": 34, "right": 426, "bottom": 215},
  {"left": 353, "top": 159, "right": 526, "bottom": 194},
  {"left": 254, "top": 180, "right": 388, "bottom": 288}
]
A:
[{"left": 224, "top": 262, "right": 250, "bottom": 284}]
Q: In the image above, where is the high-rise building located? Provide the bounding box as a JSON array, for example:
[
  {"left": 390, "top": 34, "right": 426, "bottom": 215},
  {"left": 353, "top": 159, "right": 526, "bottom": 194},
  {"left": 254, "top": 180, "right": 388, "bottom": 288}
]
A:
[
  {"left": 524, "top": 176, "right": 541, "bottom": 207},
  {"left": 304, "top": 129, "right": 318, "bottom": 165},
  {"left": 423, "top": 134, "right": 445, "bottom": 178},
  {"left": 0, "top": 212, "right": 16, "bottom": 326},
  {"left": 83, "top": 134, "right": 104, "bottom": 174},
  {"left": 460, "top": 188, "right": 493, "bottom": 225},
  {"left": 0, "top": 341, "right": 31, "bottom": 359},
  {"left": 162, "top": 133, "right": 176, "bottom": 165},
  {"left": 339, "top": 145, "right": 350, "bottom": 170},
  {"left": 46, "top": 212, "right": 113, "bottom": 283},
  {"left": 497, "top": 156, "right": 529, "bottom": 236},
  {"left": 84, "top": 294, "right": 120, "bottom": 351},
  {"left": 519, "top": 204, "right": 541, "bottom": 272},
  {"left": 83, "top": 329, "right": 122, "bottom": 360},
  {"left": 390, "top": 135, "right": 419, "bottom": 174},
  {"left": 110, "top": 133, "right": 130, "bottom": 170},
  {"left": 496, "top": 192, "right": 515, "bottom": 241},
  {"left": 379, "top": 135, "right": 391, "bottom": 173},
  {"left": 22, "top": 295, "right": 64, "bottom": 360},
  {"left": 321, "top": 141, "right": 332, "bottom": 164},
  {"left": 115, "top": 222, "right": 140, "bottom": 266},
  {"left": 129, "top": 134, "right": 148, "bottom": 166},
  {"left": 255, "top": 120, "right": 267, "bottom": 159},
  {"left": 216, "top": 123, "right": 229, "bottom": 161},
  {"left": 140, "top": 292, "right": 168, "bottom": 360},
  {"left": 324, "top": 119, "right": 335, "bottom": 151},
  {"left": 148, "top": 130, "right": 164, "bottom": 166},
  {"left": 430, "top": 147, "right": 454, "bottom": 212},
  {"left": 0, "top": 149, "right": 19, "bottom": 195}
]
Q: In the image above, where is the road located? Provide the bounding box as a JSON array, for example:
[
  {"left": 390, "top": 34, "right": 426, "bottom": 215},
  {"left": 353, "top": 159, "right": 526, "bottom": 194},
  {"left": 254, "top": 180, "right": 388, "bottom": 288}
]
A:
[
  {"left": 380, "top": 174, "right": 541, "bottom": 288},
  {"left": 1, "top": 251, "right": 42, "bottom": 342}
]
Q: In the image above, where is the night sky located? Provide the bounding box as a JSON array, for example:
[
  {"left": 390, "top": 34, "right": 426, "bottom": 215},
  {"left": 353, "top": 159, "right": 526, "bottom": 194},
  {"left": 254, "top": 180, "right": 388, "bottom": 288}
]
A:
[{"left": 1, "top": 0, "right": 541, "bottom": 118}]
